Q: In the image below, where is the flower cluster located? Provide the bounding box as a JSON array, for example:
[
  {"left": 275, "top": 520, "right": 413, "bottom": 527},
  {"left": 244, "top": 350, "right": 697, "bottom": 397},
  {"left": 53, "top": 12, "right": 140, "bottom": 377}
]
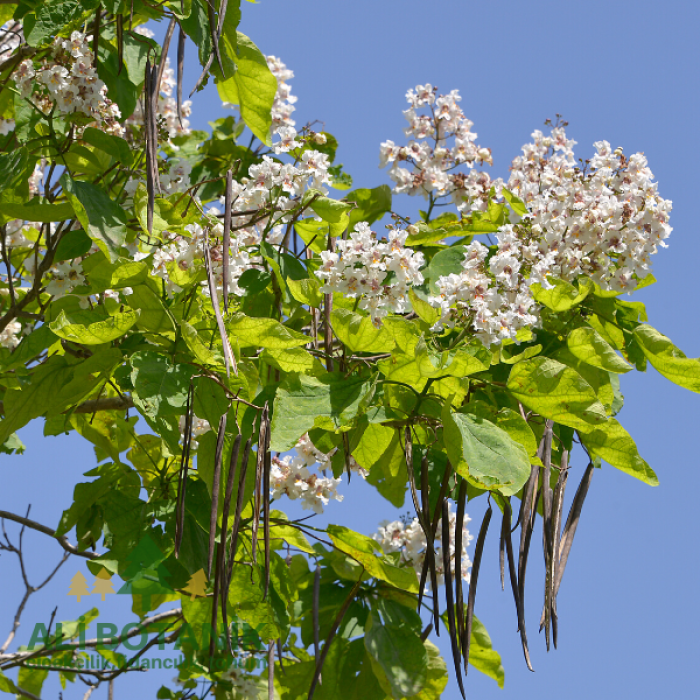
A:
[
  {"left": 507, "top": 128, "right": 672, "bottom": 292},
  {"left": 178, "top": 414, "right": 212, "bottom": 446},
  {"left": 380, "top": 85, "right": 498, "bottom": 212},
  {"left": 428, "top": 238, "right": 540, "bottom": 346},
  {"left": 270, "top": 434, "right": 345, "bottom": 514},
  {"left": 315, "top": 223, "right": 426, "bottom": 326},
  {"left": 124, "top": 27, "right": 192, "bottom": 140},
  {"left": 373, "top": 505, "right": 473, "bottom": 585},
  {"left": 266, "top": 55, "right": 297, "bottom": 132},
  {"left": 0, "top": 320, "right": 22, "bottom": 350},
  {"left": 13, "top": 31, "right": 122, "bottom": 135},
  {"left": 0, "top": 20, "right": 22, "bottom": 60}
]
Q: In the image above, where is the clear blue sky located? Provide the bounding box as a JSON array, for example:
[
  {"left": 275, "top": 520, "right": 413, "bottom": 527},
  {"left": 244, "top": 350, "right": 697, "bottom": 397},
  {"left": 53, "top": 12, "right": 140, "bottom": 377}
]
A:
[{"left": 2, "top": 1, "right": 699, "bottom": 698}]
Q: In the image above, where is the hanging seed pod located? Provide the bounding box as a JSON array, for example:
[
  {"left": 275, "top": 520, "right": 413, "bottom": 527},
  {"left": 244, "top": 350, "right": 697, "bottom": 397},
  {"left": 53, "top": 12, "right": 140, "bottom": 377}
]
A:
[
  {"left": 207, "top": 413, "right": 228, "bottom": 578},
  {"left": 226, "top": 434, "right": 253, "bottom": 588},
  {"left": 190, "top": 54, "right": 214, "bottom": 98},
  {"left": 175, "top": 384, "right": 194, "bottom": 558},
  {"left": 307, "top": 575, "right": 364, "bottom": 700},
  {"left": 116, "top": 14, "right": 124, "bottom": 75},
  {"left": 144, "top": 61, "right": 155, "bottom": 235},
  {"left": 418, "top": 453, "right": 431, "bottom": 609},
  {"left": 252, "top": 405, "right": 269, "bottom": 565},
  {"left": 403, "top": 428, "right": 428, "bottom": 536},
  {"left": 203, "top": 229, "right": 237, "bottom": 377},
  {"left": 455, "top": 478, "right": 468, "bottom": 650},
  {"left": 554, "top": 462, "right": 594, "bottom": 599},
  {"left": 176, "top": 27, "right": 185, "bottom": 126},
  {"left": 313, "top": 563, "right": 321, "bottom": 686},
  {"left": 268, "top": 640, "right": 275, "bottom": 700},
  {"left": 92, "top": 7, "right": 101, "bottom": 70},
  {"left": 207, "top": 0, "right": 225, "bottom": 76},
  {"left": 262, "top": 407, "right": 272, "bottom": 599},
  {"left": 155, "top": 18, "right": 176, "bottom": 100},
  {"left": 442, "top": 499, "right": 466, "bottom": 699},
  {"left": 516, "top": 463, "right": 539, "bottom": 672},
  {"left": 220, "top": 433, "right": 241, "bottom": 654},
  {"left": 541, "top": 421, "right": 554, "bottom": 650},
  {"left": 502, "top": 498, "right": 521, "bottom": 620},
  {"left": 464, "top": 503, "right": 491, "bottom": 674},
  {"left": 550, "top": 450, "right": 569, "bottom": 649},
  {"left": 222, "top": 168, "right": 233, "bottom": 313}
]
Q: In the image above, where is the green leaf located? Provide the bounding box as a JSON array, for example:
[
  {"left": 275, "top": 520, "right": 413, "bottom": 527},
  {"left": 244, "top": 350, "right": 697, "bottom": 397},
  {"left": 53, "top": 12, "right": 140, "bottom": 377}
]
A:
[
  {"left": 502, "top": 188, "right": 529, "bottom": 218},
  {"left": 409, "top": 288, "right": 439, "bottom": 325},
  {"left": 270, "top": 373, "right": 370, "bottom": 451},
  {"left": 216, "top": 32, "right": 277, "bottom": 146},
  {"left": 469, "top": 615, "right": 505, "bottom": 687},
  {"left": 61, "top": 175, "right": 127, "bottom": 262},
  {"left": 287, "top": 277, "right": 323, "bottom": 307},
  {"left": 0, "top": 198, "right": 74, "bottom": 222},
  {"left": 423, "top": 245, "right": 468, "bottom": 293},
  {"left": 531, "top": 277, "right": 592, "bottom": 311},
  {"left": 328, "top": 526, "right": 418, "bottom": 593},
  {"left": 567, "top": 327, "right": 631, "bottom": 373},
  {"left": 442, "top": 406, "right": 531, "bottom": 496},
  {"left": 17, "top": 665, "right": 48, "bottom": 698},
  {"left": 226, "top": 313, "right": 308, "bottom": 349},
  {"left": 130, "top": 351, "right": 194, "bottom": 419},
  {"left": 81, "top": 127, "right": 133, "bottom": 167},
  {"left": 260, "top": 347, "right": 324, "bottom": 375},
  {"left": 49, "top": 310, "right": 140, "bottom": 344},
  {"left": 26, "top": 0, "right": 99, "bottom": 47},
  {"left": 0, "top": 670, "right": 18, "bottom": 694},
  {"left": 507, "top": 357, "right": 610, "bottom": 434},
  {"left": 364, "top": 610, "right": 427, "bottom": 697},
  {"left": 309, "top": 194, "right": 352, "bottom": 225},
  {"left": 634, "top": 325, "right": 700, "bottom": 393},
  {"left": 54, "top": 228, "right": 92, "bottom": 261},
  {"left": 580, "top": 418, "right": 658, "bottom": 486},
  {"left": 344, "top": 185, "right": 392, "bottom": 230},
  {"left": 331, "top": 308, "right": 395, "bottom": 353},
  {"left": 128, "top": 284, "right": 176, "bottom": 335},
  {"left": 181, "top": 321, "right": 223, "bottom": 367}
]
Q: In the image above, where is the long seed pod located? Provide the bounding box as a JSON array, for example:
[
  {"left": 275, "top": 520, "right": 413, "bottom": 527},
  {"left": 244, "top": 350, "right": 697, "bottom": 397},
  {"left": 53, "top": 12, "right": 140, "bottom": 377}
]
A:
[
  {"left": 465, "top": 503, "right": 491, "bottom": 674},
  {"left": 208, "top": 413, "right": 228, "bottom": 578},
  {"left": 516, "top": 463, "right": 539, "bottom": 672},
  {"left": 502, "top": 498, "right": 521, "bottom": 619},
  {"left": 175, "top": 384, "right": 194, "bottom": 558},
  {"left": 215, "top": 0, "right": 230, "bottom": 46},
  {"left": 323, "top": 235, "right": 335, "bottom": 371},
  {"left": 418, "top": 453, "right": 431, "bottom": 609},
  {"left": 92, "top": 6, "right": 101, "bottom": 69},
  {"left": 176, "top": 27, "right": 185, "bottom": 126},
  {"left": 268, "top": 640, "right": 275, "bottom": 700},
  {"left": 116, "top": 14, "right": 124, "bottom": 75},
  {"left": 220, "top": 433, "right": 242, "bottom": 654},
  {"left": 144, "top": 61, "right": 155, "bottom": 235},
  {"left": 226, "top": 434, "right": 253, "bottom": 587},
  {"left": 203, "top": 229, "right": 237, "bottom": 377},
  {"left": 403, "top": 428, "right": 427, "bottom": 536},
  {"left": 190, "top": 54, "right": 214, "bottom": 98},
  {"left": 262, "top": 407, "right": 272, "bottom": 599},
  {"left": 148, "top": 61, "right": 161, "bottom": 196},
  {"left": 541, "top": 421, "right": 554, "bottom": 650},
  {"left": 454, "top": 478, "right": 468, "bottom": 650},
  {"left": 554, "top": 462, "right": 594, "bottom": 599},
  {"left": 550, "top": 449, "right": 569, "bottom": 649},
  {"left": 155, "top": 18, "right": 177, "bottom": 101},
  {"left": 313, "top": 564, "right": 321, "bottom": 686},
  {"left": 442, "top": 499, "right": 466, "bottom": 699},
  {"left": 307, "top": 574, "right": 363, "bottom": 700},
  {"left": 222, "top": 168, "right": 233, "bottom": 313},
  {"left": 207, "top": 0, "right": 225, "bottom": 76},
  {"left": 252, "top": 405, "right": 269, "bottom": 566}
]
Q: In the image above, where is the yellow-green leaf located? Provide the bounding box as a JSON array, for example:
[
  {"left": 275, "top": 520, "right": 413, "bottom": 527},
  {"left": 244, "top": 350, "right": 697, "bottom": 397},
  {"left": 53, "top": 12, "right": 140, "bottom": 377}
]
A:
[
  {"left": 634, "top": 325, "right": 700, "bottom": 393},
  {"left": 227, "top": 314, "right": 309, "bottom": 349},
  {"left": 568, "top": 327, "right": 631, "bottom": 373},
  {"left": 49, "top": 310, "right": 139, "bottom": 344},
  {"left": 531, "top": 277, "right": 592, "bottom": 312}
]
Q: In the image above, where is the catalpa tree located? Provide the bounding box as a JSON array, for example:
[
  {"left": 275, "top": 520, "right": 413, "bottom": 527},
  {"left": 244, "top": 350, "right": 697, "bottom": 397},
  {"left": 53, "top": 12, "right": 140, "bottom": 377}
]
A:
[{"left": 0, "top": 2, "right": 696, "bottom": 699}]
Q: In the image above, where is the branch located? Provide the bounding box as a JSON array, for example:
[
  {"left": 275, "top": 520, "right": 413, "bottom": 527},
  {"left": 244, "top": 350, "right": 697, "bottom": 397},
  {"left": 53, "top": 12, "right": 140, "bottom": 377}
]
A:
[
  {"left": 0, "top": 511, "right": 99, "bottom": 560},
  {"left": 0, "top": 395, "right": 134, "bottom": 417}
]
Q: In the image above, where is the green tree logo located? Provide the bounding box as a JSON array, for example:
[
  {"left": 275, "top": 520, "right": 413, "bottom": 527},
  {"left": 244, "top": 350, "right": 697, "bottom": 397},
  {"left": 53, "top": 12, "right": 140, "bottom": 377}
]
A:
[{"left": 117, "top": 535, "right": 174, "bottom": 611}]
